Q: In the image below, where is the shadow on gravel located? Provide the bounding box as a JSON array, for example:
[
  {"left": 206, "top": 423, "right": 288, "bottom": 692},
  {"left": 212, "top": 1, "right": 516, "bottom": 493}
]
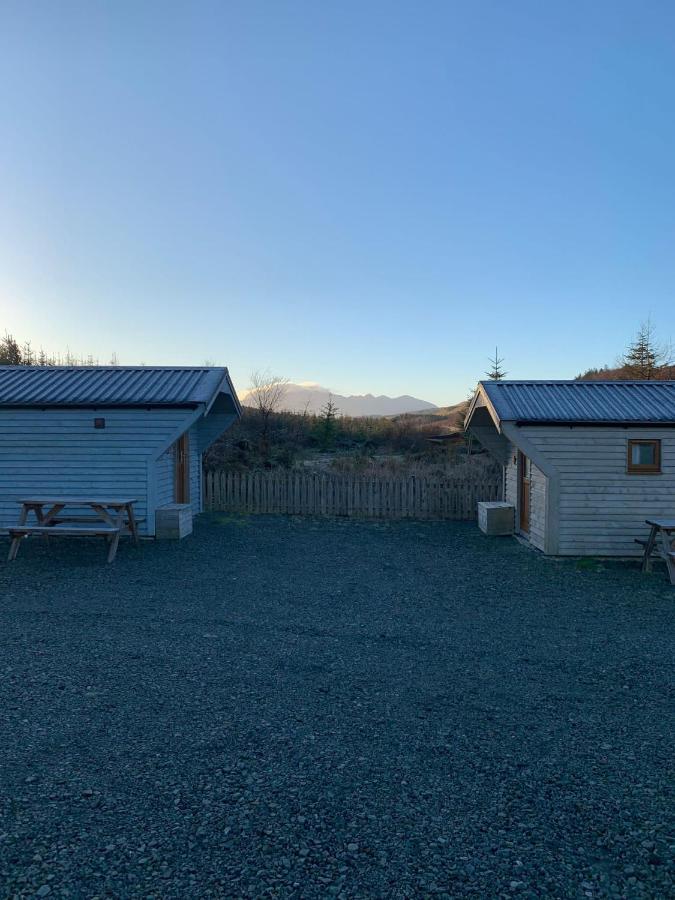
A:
[{"left": 0, "top": 515, "right": 673, "bottom": 898}]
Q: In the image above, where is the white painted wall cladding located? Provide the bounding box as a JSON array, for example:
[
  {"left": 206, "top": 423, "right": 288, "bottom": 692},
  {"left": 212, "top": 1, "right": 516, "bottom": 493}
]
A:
[
  {"left": 503, "top": 441, "right": 547, "bottom": 552},
  {"left": 504, "top": 445, "right": 517, "bottom": 505},
  {"left": 519, "top": 426, "right": 675, "bottom": 556},
  {"left": 528, "top": 463, "right": 546, "bottom": 552},
  {"left": 0, "top": 407, "right": 194, "bottom": 536},
  {"left": 143, "top": 413, "right": 237, "bottom": 522},
  {"left": 155, "top": 444, "right": 175, "bottom": 509},
  {"left": 188, "top": 424, "right": 202, "bottom": 516}
]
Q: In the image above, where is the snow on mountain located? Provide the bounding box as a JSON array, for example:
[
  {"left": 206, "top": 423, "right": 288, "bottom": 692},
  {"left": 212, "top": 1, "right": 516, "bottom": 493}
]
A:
[{"left": 242, "top": 382, "right": 437, "bottom": 417}]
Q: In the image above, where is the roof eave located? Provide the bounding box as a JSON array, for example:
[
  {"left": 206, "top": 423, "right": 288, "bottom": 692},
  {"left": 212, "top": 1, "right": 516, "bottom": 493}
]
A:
[
  {"left": 0, "top": 402, "right": 203, "bottom": 410},
  {"left": 204, "top": 367, "right": 242, "bottom": 417},
  {"left": 464, "top": 382, "right": 503, "bottom": 433},
  {"left": 514, "top": 419, "right": 675, "bottom": 427}
]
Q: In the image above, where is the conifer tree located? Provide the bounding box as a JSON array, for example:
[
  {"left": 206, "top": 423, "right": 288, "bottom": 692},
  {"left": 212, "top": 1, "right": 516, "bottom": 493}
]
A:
[
  {"left": 318, "top": 394, "right": 339, "bottom": 449},
  {"left": 0, "top": 332, "right": 22, "bottom": 364},
  {"left": 623, "top": 320, "right": 670, "bottom": 380},
  {"left": 485, "top": 347, "right": 507, "bottom": 380}
]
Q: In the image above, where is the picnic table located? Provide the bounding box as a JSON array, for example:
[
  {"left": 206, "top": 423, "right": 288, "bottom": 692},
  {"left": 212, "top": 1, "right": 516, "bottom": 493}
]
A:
[
  {"left": 636, "top": 518, "right": 675, "bottom": 584},
  {"left": 7, "top": 498, "right": 140, "bottom": 563}
]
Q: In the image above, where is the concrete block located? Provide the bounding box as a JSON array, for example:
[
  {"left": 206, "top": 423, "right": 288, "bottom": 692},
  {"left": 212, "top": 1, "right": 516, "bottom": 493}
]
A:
[
  {"left": 477, "top": 501, "right": 514, "bottom": 536},
  {"left": 155, "top": 503, "right": 193, "bottom": 540}
]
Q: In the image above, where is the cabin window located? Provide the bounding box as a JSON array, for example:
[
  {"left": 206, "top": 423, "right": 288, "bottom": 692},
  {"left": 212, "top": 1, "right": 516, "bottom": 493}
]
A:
[{"left": 627, "top": 439, "right": 661, "bottom": 474}]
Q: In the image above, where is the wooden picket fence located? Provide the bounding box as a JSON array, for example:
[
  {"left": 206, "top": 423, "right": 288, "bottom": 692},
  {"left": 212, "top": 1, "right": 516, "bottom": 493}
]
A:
[{"left": 203, "top": 468, "right": 501, "bottom": 520}]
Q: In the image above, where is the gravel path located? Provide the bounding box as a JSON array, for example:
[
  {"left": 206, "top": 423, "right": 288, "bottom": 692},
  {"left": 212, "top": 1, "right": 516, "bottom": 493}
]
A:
[{"left": 0, "top": 515, "right": 673, "bottom": 899}]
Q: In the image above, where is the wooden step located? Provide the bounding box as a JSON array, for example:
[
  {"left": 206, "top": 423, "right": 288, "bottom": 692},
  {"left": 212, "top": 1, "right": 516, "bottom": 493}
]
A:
[
  {"left": 50, "top": 515, "right": 146, "bottom": 525},
  {"left": 8, "top": 524, "right": 119, "bottom": 536}
]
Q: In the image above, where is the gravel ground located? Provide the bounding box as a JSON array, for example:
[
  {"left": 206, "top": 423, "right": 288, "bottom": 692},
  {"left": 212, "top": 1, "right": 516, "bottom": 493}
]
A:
[{"left": 0, "top": 515, "right": 673, "bottom": 899}]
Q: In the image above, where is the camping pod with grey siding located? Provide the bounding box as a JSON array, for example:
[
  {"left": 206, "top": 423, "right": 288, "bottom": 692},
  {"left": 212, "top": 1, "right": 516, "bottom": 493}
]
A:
[
  {"left": 464, "top": 380, "right": 675, "bottom": 556},
  {"left": 0, "top": 366, "right": 241, "bottom": 536}
]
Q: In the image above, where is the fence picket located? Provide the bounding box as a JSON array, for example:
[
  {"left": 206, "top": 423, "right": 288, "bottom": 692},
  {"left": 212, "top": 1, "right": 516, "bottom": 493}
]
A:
[{"left": 203, "top": 467, "right": 501, "bottom": 521}]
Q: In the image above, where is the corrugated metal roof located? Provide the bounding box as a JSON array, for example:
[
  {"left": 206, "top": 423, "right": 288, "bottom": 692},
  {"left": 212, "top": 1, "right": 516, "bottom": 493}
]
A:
[
  {"left": 0, "top": 366, "right": 237, "bottom": 408},
  {"left": 480, "top": 380, "right": 675, "bottom": 423}
]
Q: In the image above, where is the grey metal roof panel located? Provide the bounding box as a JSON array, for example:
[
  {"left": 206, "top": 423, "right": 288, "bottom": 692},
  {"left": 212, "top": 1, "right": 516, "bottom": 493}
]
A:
[
  {"left": 480, "top": 380, "right": 675, "bottom": 423},
  {"left": 0, "top": 366, "right": 236, "bottom": 407}
]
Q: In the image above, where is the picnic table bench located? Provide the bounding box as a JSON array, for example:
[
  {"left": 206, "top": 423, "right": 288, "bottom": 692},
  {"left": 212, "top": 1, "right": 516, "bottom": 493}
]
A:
[
  {"left": 635, "top": 518, "right": 675, "bottom": 584},
  {"left": 7, "top": 498, "right": 140, "bottom": 563}
]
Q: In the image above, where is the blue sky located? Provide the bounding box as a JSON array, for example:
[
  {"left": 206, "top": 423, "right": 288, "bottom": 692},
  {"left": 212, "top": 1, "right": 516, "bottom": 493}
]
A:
[{"left": 1, "top": 1, "right": 674, "bottom": 405}]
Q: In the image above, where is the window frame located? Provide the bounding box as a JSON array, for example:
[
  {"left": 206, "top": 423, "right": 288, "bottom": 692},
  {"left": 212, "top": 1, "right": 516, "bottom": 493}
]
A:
[{"left": 627, "top": 439, "right": 661, "bottom": 475}]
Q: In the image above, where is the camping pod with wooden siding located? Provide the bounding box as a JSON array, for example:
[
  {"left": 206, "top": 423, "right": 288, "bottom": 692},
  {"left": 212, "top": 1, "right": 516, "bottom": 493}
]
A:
[
  {"left": 465, "top": 380, "right": 675, "bottom": 556},
  {"left": 0, "top": 366, "right": 241, "bottom": 536}
]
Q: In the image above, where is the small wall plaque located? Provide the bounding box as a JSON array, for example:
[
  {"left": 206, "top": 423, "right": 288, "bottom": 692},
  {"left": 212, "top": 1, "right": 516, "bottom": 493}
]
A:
[{"left": 94, "top": 417, "right": 105, "bottom": 429}]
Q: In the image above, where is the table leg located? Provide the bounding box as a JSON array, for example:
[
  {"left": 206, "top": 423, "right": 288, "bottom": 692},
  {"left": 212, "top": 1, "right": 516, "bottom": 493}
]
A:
[
  {"left": 41, "top": 504, "right": 65, "bottom": 525},
  {"left": 91, "top": 504, "right": 116, "bottom": 526},
  {"left": 642, "top": 524, "right": 658, "bottom": 573},
  {"left": 125, "top": 503, "right": 139, "bottom": 545},
  {"left": 8, "top": 505, "right": 34, "bottom": 559},
  {"left": 7, "top": 533, "right": 24, "bottom": 561},
  {"left": 659, "top": 530, "right": 675, "bottom": 585},
  {"left": 106, "top": 531, "right": 121, "bottom": 563},
  {"left": 108, "top": 506, "right": 126, "bottom": 562}
]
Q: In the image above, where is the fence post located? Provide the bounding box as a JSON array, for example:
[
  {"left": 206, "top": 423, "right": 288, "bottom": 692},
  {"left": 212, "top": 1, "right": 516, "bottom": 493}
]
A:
[{"left": 201, "top": 466, "right": 501, "bottom": 520}]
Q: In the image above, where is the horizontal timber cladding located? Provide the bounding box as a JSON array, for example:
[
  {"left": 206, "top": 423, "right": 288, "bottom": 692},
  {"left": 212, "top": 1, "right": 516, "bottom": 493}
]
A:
[
  {"left": 504, "top": 445, "right": 518, "bottom": 506},
  {"left": 156, "top": 444, "right": 175, "bottom": 509},
  {"left": 188, "top": 425, "right": 202, "bottom": 515},
  {"left": 528, "top": 463, "right": 546, "bottom": 551},
  {"left": 203, "top": 468, "right": 502, "bottom": 520},
  {"left": 155, "top": 428, "right": 203, "bottom": 516},
  {"left": 518, "top": 425, "right": 675, "bottom": 556},
  {"left": 0, "top": 407, "right": 196, "bottom": 535},
  {"left": 502, "top": 441, "right": 547, "bottom": 551}
]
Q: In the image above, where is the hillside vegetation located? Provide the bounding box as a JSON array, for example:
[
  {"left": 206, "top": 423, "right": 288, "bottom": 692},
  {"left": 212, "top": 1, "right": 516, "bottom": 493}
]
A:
[
  {"left": 577, "top": 363, "right": 675, "bottom": 381},
  {"left": 205, "top": 401, "right": 472, "bottom": 474}
]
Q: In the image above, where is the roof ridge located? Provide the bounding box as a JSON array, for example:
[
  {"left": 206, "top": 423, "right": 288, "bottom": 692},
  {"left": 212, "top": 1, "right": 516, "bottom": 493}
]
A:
[
  {"left": 0, "top": 365, "right": 223, "bottom": 371},
  {"left": 480, "top": 379, "right": 675, "bottom": 385},
  {"left": 0, "top": 366, "right": 238, "bottom": 408},
  {"left": 475, "top": 379, "right": 675, "bottom": 424}
]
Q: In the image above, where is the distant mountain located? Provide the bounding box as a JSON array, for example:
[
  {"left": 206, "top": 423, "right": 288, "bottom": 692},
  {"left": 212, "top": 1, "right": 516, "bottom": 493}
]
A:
[
  {"left": 388, "top": 399, "right": 469, "bottom": 432},
  {"left": 242, "top": 381, "right": 438, "bottom": 417}
]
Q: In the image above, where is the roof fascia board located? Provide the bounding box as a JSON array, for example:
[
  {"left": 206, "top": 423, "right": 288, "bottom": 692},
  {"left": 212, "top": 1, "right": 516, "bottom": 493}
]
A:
[
  {"left": 0, "top": 402, "right": 201, "bottom": 410},
  {"left": 463, "top": 386, "right": 481, "bottom": 429},
  {"left": 465, "top": 383, "right": 502, "bottom": 433},
  {"left": 501, "top": 422, "right": 557, "bottom": 478},
  {"left": 515, "top": 420, "right": 675, "bottom": 428},
  {"left": 0, "top": 365, "right": 226, "bottom": 371},
  {"left": 153, "top": 405, "right": 206, "bottom": 460},
  {"left": 204, "top": 368, "right": 242, "bottom": 417}
]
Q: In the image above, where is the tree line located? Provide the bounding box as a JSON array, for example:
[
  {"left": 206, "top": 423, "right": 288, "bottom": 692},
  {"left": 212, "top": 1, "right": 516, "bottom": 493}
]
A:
[
  {"left": 0, "top": 332, "right": 117, "bottom": 366},
  {"left": 205, "top": 369, "right": 463, "bottom": 471},
  {"left": 483, "top": 320, "right": 673, "bottom": 383},
  {"left": 577, "top": 319, "right": 673, "bottom": 381}
]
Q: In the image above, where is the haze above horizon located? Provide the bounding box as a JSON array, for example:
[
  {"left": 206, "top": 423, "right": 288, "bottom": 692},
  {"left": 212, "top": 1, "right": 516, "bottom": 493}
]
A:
[{"left": 1, "top": 1, "right": 674, "bottom": 406}]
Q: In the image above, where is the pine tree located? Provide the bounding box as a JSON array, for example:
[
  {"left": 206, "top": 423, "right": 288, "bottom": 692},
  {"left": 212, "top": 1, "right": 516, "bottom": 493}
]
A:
[
  {"left": 623, "top": 320, "right": 670, "bottom": 380},
  {"left": 21, "top": 340, "right": 35, "bottom": 365},
  {"left": 485, "top": 347, "right": 507, "bottom": 380},
  {"left": 0, "top": 332, "right": 22, "bottom": 364},
  {"left": 318, "top": 394, "right": 339, "bottom": 449}
]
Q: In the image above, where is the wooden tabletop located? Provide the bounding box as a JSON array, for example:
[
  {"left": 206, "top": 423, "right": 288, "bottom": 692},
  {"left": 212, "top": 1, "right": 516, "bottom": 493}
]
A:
[
  {"left": 645, "top": 518, "right": 675, "bottom": 529},
  {"left": 18, "top": 498, "right": 138, "bottom": 506}
]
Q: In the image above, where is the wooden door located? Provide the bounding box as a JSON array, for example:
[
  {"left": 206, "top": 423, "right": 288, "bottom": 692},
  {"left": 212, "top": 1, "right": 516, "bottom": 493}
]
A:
[
  {"left": 175, "top": 432, "right": 190, "bottom": 504},
  {"left": 518, "top": 451, "right": 531, "bottom": 533}
]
